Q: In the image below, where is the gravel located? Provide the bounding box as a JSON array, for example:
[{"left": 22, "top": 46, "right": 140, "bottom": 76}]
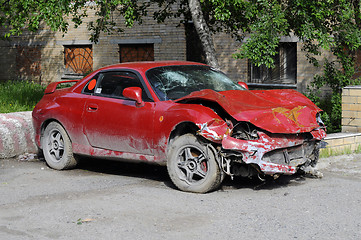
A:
[{"left": 0, "top": 154, "right": 360, "bottom": 240}]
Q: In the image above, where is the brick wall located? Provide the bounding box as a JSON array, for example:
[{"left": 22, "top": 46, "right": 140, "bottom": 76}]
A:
[
  {"left": 0, "top": 6, "right": 186, "bottom": 84},
  {"left": 321, "top": 132, "right": 361, "bottom": 156},
  {"left": 213, "top": 33, "right": 248, "bottom": 81},
  {"left": 296, "top": 43, "right": 335, "bottom": 93},
  {"left": 342, "top": 86, "right": 361, "bottom": 132},
  {"left": 15, "top": 45, "right": 42, "bottom": 81},
  {"left": 215, "top": 39, "right": 335, "bottom": 92},
  {"left": 0, "top": 4, "right": 330, "bottom": 92}
]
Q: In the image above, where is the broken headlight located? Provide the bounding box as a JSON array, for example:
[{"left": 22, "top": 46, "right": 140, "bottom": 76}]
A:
[
  {"left": 231, "top": 122, "right": 259, "bottom": 140},
  {"left": 316, "top": 113, "right": 325, "bottom": 127}
]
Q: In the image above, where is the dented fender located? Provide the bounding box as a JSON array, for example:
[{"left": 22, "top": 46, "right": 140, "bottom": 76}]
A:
[{"left": 196, "top": 119, "right": 231, "bottom": 143}]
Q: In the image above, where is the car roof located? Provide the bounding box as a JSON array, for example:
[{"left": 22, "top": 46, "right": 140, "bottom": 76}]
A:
[{"left": 96, "top": 61, "right": 207, "bottom": 73}]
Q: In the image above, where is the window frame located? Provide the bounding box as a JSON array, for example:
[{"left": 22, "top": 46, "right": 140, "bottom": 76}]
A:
[
  {"left": 81, "top": 69, "right": 154, "bottom": 102},
  {"left": 248, "top": 42, "right": 297, "bottom": 89}
]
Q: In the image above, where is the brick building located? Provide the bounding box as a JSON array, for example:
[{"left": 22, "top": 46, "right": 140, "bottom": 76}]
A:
[{"left": 0, "top": 7, "right": 330, "bottom": 93}]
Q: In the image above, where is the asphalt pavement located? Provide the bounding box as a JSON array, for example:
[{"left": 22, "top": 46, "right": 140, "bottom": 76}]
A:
[{"left": 0, "top": 154, "right": 360, "bottom": 240}]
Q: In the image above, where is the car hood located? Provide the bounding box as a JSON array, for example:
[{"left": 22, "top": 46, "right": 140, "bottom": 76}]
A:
[{"left": 176, "top": 89, "right": 322, "bottom": 133}]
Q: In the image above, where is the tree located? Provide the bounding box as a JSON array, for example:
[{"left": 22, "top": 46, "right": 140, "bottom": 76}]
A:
[
  {"left": 164, "top": 0, "right": 361, "bottom": 132},
  {"left": 187, "top": 0, "right": 219, "bottom": 69},
  {"left": 2, "top": 1, "right": 361, "bottom": 132},
  {"left": 2, "top": 1, "right": 361, "bottom": 70},
  {"left": 0, "top": 0, "right": 148, "bottom": 41},
  {"left": 0, "top": 0, "right": 81, "bottom": 38},
  {"left": 0, "top": 0, "right": 231, "bottom": 69}
]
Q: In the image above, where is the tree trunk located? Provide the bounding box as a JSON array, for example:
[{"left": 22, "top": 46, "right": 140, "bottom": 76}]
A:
[{"left": 188, "top": 0, "right": 220, "bottom": 69}]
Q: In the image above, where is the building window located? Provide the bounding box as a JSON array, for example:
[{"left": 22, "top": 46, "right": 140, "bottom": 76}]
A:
[
  {"left": 119, "top": 44, "right": 154, "bottom": 63},
  {"left": 249, "top": 42, "right": 297, "bottom": 85},
  {"left": 16, "top": 45, "right": 41, "bottom": 80},
  {"left": 64, "top": 45, "right": 93, "bottom": 76}
]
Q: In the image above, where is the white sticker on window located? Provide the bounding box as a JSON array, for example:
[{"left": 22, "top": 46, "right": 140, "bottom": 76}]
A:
[{"left": 95, "top": 88, "right": 102, "bottom": 94}]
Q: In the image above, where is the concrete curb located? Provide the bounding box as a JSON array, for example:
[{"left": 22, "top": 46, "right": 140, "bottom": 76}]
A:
[{"left": 0, "top": 111, "right": 37, "bottom": 159}]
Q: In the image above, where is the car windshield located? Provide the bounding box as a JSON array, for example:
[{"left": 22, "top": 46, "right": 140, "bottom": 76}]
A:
[{"left": 146, "top": 65, "right": 245, "bottom": 100}]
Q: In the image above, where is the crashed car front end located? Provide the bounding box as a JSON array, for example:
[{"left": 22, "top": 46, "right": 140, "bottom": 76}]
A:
[{"left": 196, "top": 116, "right": 326, "bottom": 179}]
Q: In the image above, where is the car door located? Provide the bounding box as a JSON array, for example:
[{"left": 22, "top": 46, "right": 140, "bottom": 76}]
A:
[{"left": 82, "top": 70, "right": 155, "bottom": 155}]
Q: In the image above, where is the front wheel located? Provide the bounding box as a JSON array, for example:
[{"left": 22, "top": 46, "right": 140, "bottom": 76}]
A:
[
  {"left": 167, "top": 134, "right": 223, "bottom": 193},
  {"left": 41, "top": 122, "right": 78, "bottom": 170}
]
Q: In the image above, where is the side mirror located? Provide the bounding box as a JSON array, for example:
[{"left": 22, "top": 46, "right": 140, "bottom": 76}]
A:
[
  {"left": 237, "top": 81, "right": 249, "bottom": 90},
  {"left": 122, "top": 87, "right": 144, "bottom": 107}
]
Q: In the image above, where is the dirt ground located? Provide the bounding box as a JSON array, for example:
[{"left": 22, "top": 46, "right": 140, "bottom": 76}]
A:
[{"left": 1, "top": 154, "right": 361, "bottom": 240}]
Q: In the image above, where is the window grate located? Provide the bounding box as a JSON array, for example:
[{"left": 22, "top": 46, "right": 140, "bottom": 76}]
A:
[
  {"left": 64, "top": 45, "right": 93, "bottom": 75},
  {"left": 249, "top": 42, "right": 297, "bottom": 85}
]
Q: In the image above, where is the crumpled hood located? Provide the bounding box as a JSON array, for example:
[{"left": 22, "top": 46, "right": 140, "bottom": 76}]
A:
[{"left": 176, "top": 89, "right": 322, "bottom": 133}]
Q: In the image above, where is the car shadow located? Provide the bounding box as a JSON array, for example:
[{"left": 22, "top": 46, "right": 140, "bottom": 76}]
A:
[
  {"left": 73, "top": 156, "right": 313, "bottom": 192},
  {"left": 220, "top": 173, "right": 308, "bottom": 192},
  {"left": 76, "top": 156, "right": 170, "bottom": 182}
]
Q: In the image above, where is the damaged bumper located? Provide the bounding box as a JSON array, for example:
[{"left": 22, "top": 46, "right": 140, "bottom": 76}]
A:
[{"left": 220, "top": 129, "right": 326, "bottom": 176}]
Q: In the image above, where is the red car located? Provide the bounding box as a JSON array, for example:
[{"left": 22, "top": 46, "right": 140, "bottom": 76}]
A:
[{"left": 32, "top": 61, "right": 326, "bottom": 193}]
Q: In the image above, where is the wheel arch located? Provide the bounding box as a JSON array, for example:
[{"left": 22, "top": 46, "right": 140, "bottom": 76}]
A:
[
  {"left": 40, "top": 119, "right": 72, "bottom": 147},
  {"left": 167, "top": 121, "right": 199, "bottom": 150},
  {"left": 166, "top": 121, "right": 222, "bottom": 164}
]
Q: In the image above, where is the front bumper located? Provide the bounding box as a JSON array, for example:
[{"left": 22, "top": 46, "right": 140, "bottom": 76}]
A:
[{"left": 221, "top": 129, "right": 326, "bottom": 175}]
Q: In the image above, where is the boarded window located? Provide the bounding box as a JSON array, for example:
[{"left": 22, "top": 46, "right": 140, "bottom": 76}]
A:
[
  {"left": 119, "top": 44, "right": 154, "bottom": 63},
  {"left": 16, "top": 46, "right": 41, "bottom": 80},
  {"left": 249, "top": 42, "right": 297, "bottom": 85},
  {"left": 64, "top": 45, "right": 93, "bottom": 75}
]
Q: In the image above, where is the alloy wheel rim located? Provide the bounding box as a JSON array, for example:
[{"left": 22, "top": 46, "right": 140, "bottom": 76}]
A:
[
  {"left": 47, "top": 130, "right": 65, "bottom": 162},
  {"left": 176, "top": 145, "right": 209, "bottom": 185}
]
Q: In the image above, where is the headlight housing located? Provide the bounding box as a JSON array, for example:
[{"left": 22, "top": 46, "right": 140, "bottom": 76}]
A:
[{"left": 316, "top": 113, "right": 325, "bottom": 127}]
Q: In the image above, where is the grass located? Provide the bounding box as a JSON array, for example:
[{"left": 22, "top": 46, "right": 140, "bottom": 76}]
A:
[
  {"left": 0, "top": 81, "right": 45, "bottom": 113},
  {"left": 320, "top": 144, "right": 361, "bottom": 158}
]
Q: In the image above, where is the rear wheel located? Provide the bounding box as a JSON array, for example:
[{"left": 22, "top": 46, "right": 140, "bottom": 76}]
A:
[
  {"left": 167, "top": 134, "right": 223, "bottom": 193},
  {"left": 41, "top": 122, "right": 78, "bottom": 170}
]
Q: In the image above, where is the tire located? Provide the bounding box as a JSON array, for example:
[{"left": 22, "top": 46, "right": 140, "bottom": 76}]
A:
[
  {"left": 167, "top": 134, "right": 223, "bottom": 193},
  {"left": 41, "top": 121, "right": 78, "bottom": 170}
]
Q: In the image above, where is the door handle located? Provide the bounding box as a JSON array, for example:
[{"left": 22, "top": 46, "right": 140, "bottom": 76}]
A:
[{"left": 87, "top": 103, "right": 98, "bottom": 112}]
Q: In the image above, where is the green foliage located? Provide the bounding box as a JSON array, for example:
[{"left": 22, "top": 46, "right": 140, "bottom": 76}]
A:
[
  {"left": 305, "top": 12, "right": 361, "bottom": 133},
  {"left": 215, "top": 0, "right": 361, "bottom": 133},
  {"left": 2, "top": 0, "right": 361, "bottom": 66},
  {"left": 3, "top": 0, "right": 360, "bottom": 69},
  {"left": 232, "top": 0, "right": 289, "bottom": 68},
  {"left": 307, "top": 57, "right": 361, "bottom": 133},
  {"left": 0, "top": 0, "right": 86, "bottom": 39},
  {"left": 306, "top": 90, "right": 341, "bottom": 133},
  {"left": 0, "top": 81, "right": 45, "bottom": 113},
  {"left": 0, "top": 0, "right": 148, "bottom": 41},
  {"left": 2, "top": 0, "right": 361, "bottom": 132}
]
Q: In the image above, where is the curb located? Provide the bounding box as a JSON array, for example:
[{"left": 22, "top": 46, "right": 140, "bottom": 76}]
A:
[{"left": 0, "top": 111, "right": 37, "bottom": 159}]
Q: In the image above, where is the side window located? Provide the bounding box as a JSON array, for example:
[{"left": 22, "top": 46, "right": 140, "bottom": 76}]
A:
[
  {"left": 95, "top": 71, "right": 152, "bottom": 101},
  {"left": 83, "top": 75, "right": 99, "bottom": 94}
]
